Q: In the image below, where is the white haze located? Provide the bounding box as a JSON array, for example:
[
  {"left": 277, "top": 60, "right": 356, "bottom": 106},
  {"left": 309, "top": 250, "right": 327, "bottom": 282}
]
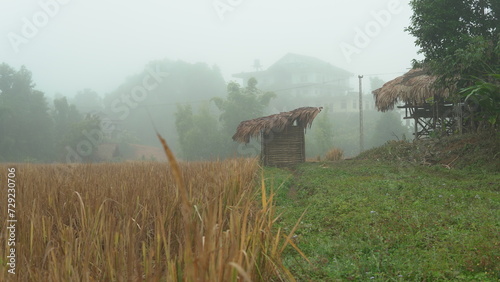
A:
[{"left": 0, "top": 0, "right": 422, "bottom": 97}]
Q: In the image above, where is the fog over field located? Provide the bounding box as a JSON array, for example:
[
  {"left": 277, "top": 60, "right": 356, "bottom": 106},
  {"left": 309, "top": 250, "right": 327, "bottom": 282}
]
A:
[
  {"left": 1, "top": 0, "right": 424, "bottom": 162},
  {"left": 1, "top": 0, "right": 421, "bottom": 96}
]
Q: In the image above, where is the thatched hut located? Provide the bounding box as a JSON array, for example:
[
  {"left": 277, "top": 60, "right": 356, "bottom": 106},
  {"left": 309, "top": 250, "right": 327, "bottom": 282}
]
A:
[
  {"left": 373, "top": 68, "right": 459, "bottom": 139},
  {"left": 233, "top": 107, "right": 323, "bottom": 166}
]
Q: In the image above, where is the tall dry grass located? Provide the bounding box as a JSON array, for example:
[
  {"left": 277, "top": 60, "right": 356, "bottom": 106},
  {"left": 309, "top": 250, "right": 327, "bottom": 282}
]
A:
[
  {"left": 0, "top": 144, "right": 299, "bottom": 281},
  {"left": 325, "top": 148, "right": 344, "bottom": 161}
]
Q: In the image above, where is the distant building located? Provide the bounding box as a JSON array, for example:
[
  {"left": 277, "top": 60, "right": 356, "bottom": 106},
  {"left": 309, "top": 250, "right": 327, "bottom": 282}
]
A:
[{"left": 232, "top": 53, "right": 375, "bottom": 113}]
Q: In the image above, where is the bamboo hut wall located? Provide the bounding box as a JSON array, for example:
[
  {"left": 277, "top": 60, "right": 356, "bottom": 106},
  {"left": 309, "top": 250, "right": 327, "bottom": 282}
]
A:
[{"left": 261, "top": 125, "right": 304, "bottom": 167}]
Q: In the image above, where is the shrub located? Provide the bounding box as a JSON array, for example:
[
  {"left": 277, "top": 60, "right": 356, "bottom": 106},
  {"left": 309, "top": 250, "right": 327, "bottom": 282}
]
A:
[{"left": 325, "top": 147, "right": 344, "bottom": 161}]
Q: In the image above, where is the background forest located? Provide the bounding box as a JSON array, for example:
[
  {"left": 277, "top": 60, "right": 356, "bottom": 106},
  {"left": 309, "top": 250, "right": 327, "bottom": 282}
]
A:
[{"left": 0, "top": 60, "right": 409, "bottom": 163}]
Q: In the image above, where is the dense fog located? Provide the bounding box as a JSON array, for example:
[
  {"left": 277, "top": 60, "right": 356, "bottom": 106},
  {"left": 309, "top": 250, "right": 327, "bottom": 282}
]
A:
[{"left": 0, "top": 0, "right": 420, "bottom": 163}]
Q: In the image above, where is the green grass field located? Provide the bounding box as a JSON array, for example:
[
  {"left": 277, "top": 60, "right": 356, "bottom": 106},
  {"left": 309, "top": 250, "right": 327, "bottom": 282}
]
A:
[{"left": 266, "top": 160, "right": 500, "bottom": 281}]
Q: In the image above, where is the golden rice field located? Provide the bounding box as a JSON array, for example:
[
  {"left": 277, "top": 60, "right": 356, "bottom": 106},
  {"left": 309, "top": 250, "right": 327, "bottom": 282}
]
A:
[{"left": 0, "top": 151, "right": 299, "bottom": 281}]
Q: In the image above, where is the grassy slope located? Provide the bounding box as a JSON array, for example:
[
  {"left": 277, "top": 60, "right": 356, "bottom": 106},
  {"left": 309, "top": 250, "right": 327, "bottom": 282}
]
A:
[
  {"left": 267, "top": 136, "right": 500, "bottom": 280},
  {"left": 356, "top": 133, "right": 500, "bottom": 172}
]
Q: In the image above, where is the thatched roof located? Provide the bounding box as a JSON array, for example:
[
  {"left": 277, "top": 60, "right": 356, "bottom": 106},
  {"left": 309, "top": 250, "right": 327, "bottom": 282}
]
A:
[
  {"left": 372, "top": 68, "right": 455, "bottom": 112},
  {"left": 232, "top": 107, "right": 323, "bottom": 144}
]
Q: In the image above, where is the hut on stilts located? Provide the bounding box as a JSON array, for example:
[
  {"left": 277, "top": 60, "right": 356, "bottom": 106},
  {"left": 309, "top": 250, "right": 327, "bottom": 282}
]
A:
[
  {"left": 372, "top": 68, "right": 462, "bottom": 140},
  {"left": 232, "top": 107, "right": 323, "bottom": 167}
]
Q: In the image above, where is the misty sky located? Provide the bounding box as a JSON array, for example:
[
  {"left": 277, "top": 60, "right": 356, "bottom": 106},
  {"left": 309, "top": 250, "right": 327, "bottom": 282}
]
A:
[{"left": 1, "top": 0, "right": 422, "bottom": 98}]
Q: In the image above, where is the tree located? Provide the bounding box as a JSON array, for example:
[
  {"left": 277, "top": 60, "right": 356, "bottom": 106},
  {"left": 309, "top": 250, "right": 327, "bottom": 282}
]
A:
[
  {"left": 174, "top": 103, "right": 224, "bottom": 160},
  {"left": 306, "top": 107, "right": 334, "bottom": 158},
  {"left": 72, "top": 88, "right": 103, "bottom": 114},
  {"left": 460, "top": 74, "right": 500, "bottom": 129},
  {"left": 370, "top": 77, "right": 385, "bottom": 92},
  {"left": 370, "top": 111, "right": 410, "bottom": 147},
  {"left": 102, "top": 59, "right": 226, "bottom": 153},
  {"left": 406, "top": 0, "right": 499, "bottom": 85},
  {"left": 212, "top": 78, "right": 276, "bottom": 137},
  {"left": 407, "top": 0, "right": 499, "bottom": 133},
  {"left": 210, "top": 78, "right": 276, "bottom": 158},
  {"left": 174, "top": 78, "right": 276, "bottom": 160},
  {"left": 0, "top": 63, "right": 54, "bottom": 162},
  {"left": 52, "top": 97, "right": 83, "bottom": 159},
  {"left": 60, "top": 114, "right": 102, "bottom": 163}
]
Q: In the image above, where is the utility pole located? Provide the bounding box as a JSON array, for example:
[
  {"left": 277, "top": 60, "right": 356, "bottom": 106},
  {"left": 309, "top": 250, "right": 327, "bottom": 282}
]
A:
[{"left": 358, "top": 75, "right": 364, "bottom": 153}]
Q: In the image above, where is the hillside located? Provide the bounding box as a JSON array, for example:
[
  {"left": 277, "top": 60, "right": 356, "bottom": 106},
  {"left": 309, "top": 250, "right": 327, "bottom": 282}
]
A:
[{"left": 356, "top": 133, "right": 500, "bottom": 172}]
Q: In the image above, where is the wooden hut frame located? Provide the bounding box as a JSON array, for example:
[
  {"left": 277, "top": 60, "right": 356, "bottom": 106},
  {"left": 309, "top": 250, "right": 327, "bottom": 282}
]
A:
[
  {"left": 232, "top": 107, "right": 323, "bottom": 166},
  {"left": 372, "top": 68, "right": 462, "bottom": 139}
]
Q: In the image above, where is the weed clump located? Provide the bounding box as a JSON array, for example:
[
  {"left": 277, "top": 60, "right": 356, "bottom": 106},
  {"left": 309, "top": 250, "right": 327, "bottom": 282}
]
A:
[{"left": 325, "top": 148, "right": 344, "bottom": 161}]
